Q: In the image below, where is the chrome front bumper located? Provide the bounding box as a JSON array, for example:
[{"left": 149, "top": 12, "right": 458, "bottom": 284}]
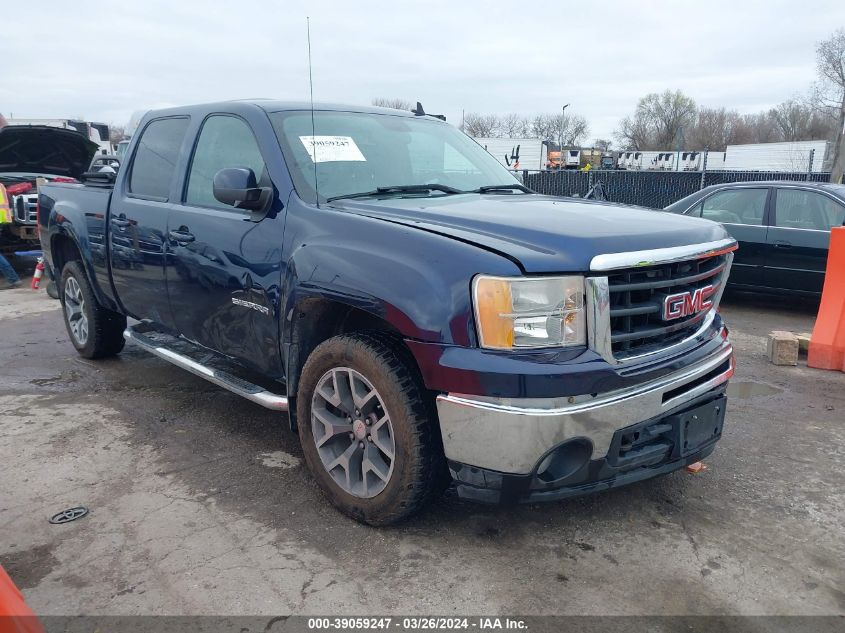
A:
[{"left": 436, "top": 339, "right": 734, "bottom": 475}]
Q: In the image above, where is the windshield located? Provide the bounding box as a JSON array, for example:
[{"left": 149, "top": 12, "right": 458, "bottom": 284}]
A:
[{"left": 269, "top": 110, "right": 521, "bottom": 204}]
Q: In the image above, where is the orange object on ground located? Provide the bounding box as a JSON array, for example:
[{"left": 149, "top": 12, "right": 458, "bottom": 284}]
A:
[
  {"left": 0, "top": 565, "right": 44, "bottom": 633},
  {"left": 808, "top": 227, "right": 845, "bottom": 371},
  {"left": 30, "top": 259, "right": 44, "bottom": 291},
  {"left": 685, "top": 461, "right": 707, "bottom": 474}
]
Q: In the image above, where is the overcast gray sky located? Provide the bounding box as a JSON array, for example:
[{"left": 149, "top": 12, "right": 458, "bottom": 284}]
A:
[{"left": 2, "top": 1, "right": 842, "bottom": 141}]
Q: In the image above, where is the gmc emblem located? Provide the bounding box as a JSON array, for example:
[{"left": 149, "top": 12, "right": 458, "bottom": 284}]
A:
[{"left": 663, "top": 285, "right": 716, "bottom": 321}]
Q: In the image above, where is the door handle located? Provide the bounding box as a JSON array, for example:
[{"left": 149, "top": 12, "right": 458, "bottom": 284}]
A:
[
  {"left": 774, "top": 240, "right": 792, "bottom": 249},
  {"left": 111, "top": 217, "right": 130, "bottom": 228},
  {"left": 168, "top": 229, "right": 195, "bottom": 244}
]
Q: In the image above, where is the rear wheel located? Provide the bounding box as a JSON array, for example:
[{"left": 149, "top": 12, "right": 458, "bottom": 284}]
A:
[
  {"left": 297, "top": 332, "right": 445, "bottom": 525},
  {"left": 60, "top": 261, "right": 126, "bottom": 359}
]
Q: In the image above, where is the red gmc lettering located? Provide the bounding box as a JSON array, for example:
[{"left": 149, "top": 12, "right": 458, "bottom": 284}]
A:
[{"left": 663, "top": 285, "right": 715, "bottom": 320}]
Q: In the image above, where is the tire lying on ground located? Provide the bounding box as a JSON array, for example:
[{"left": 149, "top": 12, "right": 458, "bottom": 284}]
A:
[
  {"left": 60, "top": 261, "right": 126, "bottom": 359},
  {"left": 297, "top": 332, "right": 446, "bottom": 526}
]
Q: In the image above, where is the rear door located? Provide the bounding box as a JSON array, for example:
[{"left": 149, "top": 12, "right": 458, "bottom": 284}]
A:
[
  {"left": 165, "top": 113, "right": 282, "bottom": 373},
  {"left": 109, "top": 116, "right": 190, "bottom": 325},
  {"left": 689, "top": 186, "right": 771, "bottom": 287},
  {"left": 764, "top": 187, "right": 845, "bottom": 294}
]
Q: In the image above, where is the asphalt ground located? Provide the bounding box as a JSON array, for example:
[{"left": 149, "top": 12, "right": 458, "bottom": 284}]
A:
[{"left": 0, "top": 284, "right": 843, "bottom": 617}]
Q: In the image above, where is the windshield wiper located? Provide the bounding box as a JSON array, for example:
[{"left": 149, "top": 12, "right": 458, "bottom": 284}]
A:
[
  {"left": 326, "top": 184, "right": 463, "bottom": 203},
  {"left": 470, "top": 184, "right": 533, "bottom": 194}
]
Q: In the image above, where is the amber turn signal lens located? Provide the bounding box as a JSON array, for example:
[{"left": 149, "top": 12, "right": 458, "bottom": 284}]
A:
[{"left": 474, "top": 277, "right": 514, "bottom": 349}]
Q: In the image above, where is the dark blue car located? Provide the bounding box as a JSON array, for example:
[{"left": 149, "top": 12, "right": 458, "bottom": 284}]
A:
[{"left": 39, "top": 101, "right": 737, "bottom": 525}]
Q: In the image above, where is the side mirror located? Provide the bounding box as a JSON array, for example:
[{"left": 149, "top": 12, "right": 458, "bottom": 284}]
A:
[{"left": 212, "top": 167, "right": 272, "bottom": 213}]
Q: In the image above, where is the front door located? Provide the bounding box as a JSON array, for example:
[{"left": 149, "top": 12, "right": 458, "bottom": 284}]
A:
[
  {"left": 764, "top": 187, "right": 845, "bottom": 294},
  {"left": 109, "top": 116, "right": 190, "bottom": 326},
  {"left": 696, "top": 187, "right": 771, "bottom": 288},
  {"left": 165, "top": 114, "right": 283, "bottom": 375}
]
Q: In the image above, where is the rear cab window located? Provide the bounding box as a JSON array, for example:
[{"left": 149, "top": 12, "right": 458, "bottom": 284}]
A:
[{"left": 128, "top": 117, "right": 191, "bottom": 201}]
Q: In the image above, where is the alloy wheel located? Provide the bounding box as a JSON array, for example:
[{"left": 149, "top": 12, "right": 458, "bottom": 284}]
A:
[
  {"left": 310, "top": 367, "right": 396, "bottom": 498},
  {"left": 64, "top": 276, "right": 88, "bottom": 346}
]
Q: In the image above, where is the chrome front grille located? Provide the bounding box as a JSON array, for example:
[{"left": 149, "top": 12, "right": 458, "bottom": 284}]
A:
[
  {"left": 607, "top": 253, "right": 728, "bottom": 358},
  {"left": 587, "top": 239, "right": 736, "bottom": 364},
  {"left": 13, "top": 194, "right": 38, "bottom": 225}
]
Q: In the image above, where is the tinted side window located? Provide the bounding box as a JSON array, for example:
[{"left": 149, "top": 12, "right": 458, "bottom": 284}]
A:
[
  {"left": 186, "top": 116, "right": 266, "bottom": 210},
  {"left": 129, "top": 117, "right": 190, "bottom": 200},
  {"left": 774, "top": 189, "right": 845, "bottom": 231},
  {"left": 701, "top": 188, "right": 768, "bottom": 225}
]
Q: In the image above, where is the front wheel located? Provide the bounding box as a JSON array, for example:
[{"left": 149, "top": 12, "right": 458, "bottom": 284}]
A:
[
  {"left": 297, "top": 332, "right": 445, "bottom": 525},
  {"left": 60, "top": 261, "right": 126, "bottom": 359}
]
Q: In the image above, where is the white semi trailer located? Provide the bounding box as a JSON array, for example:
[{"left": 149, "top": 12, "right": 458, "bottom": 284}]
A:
[
  {"left": 472, "top": 137, "right": 550, "bottom": 171},
  {"left": 723, "top": 141, "right": 830, "bottom": 171}
]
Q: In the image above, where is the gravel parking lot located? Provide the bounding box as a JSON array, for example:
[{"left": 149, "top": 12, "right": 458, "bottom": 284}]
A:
[{"left": 1, "top": 287, "right": 843, "bottom": 616}]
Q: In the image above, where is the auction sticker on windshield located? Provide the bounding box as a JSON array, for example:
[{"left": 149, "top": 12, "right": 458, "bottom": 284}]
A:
[{"left": 300, "top": 135, "right": 366, "bottom": 162}]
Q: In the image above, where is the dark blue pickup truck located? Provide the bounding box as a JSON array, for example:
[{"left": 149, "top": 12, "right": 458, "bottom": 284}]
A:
[{"left": 39, "top": 101, "right": 737, "bottom": 525}]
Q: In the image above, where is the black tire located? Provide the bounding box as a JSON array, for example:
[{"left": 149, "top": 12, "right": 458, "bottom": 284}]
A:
[
  {"left": 46, "top": 280, "right": 59, "bottom": 300},
  {"left": 297, "top": 332, "right": 446, "bottom": 525},
  {"left": 60, "top": 261, "right": 126, "bottom": 359}
]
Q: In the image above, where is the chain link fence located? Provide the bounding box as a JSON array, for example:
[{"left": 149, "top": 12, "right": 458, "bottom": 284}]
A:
[{"left": 522, "top": 170, "right": 832, "bottom": 209}]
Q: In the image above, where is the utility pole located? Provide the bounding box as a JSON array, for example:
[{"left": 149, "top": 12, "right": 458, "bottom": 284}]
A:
[
  {"left": 559, "top": 103, "right": 569, "bottom": 169},
  {"left": 832, "top": 114, "right": 845, "bottom": 184}
]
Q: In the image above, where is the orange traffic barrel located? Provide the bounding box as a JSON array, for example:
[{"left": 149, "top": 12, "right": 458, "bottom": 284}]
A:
[
  {"left": 808, "top": 226, "right": 845, "bottom": 371},
  {"left": 0, "top": 565, "right": 44, "bottom": 633}
]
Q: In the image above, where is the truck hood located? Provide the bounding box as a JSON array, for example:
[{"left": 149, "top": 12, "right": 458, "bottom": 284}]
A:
[
  {"left": 0, "top": 125, "right": 99, "bottom": 180},
  {"left": 335, "top": 194, "right": 731, "bottom": 273}
]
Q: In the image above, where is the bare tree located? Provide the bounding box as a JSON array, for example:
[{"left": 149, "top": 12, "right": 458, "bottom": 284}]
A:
[
  {"left": 769, "top": 100, "right": 827, "bottom": 141},
  {"left": 562, "top": 113, "right": 589, "bottom": 145},
  {"left": 371, "top": 97, "right": 412, "bottom": 111},
  {"left": 815, "top": 29, "right": 845, "bottom": 181},
  {"left": 615, "top": 90, "right": 697, "bottom": 150},
  {"left": 499, "top": 113, "right": 531, "bottom": 138},
  {"left": 462, "top": 112, "right": 501, "bottom": 137},
  {"left": 615, "top": 113, "right": 653, "bottom": 150},
  {"left": 593, "top": 138, "right": 612, "bottom": 152},
  {"left": 689, "top": 107, "right": 753, "bottom": 150},
  {"left": 530, "top": 112, "right": 589, "bottom": 145},
  {"left": 109, "top": 125, "right": 126, "bottom": 145},
  {"left": 741, "top": 112, "right": 780, "bottom": 144}
]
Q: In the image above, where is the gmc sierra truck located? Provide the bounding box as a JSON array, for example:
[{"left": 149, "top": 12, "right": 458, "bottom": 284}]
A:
[{"left": 39, "top": 101, "right": 737, "bottom": 525}]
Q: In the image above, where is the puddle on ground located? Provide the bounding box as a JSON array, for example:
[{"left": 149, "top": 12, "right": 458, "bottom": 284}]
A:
[{"left": 727, "top": 381, "right": 783, "bottom": 399}]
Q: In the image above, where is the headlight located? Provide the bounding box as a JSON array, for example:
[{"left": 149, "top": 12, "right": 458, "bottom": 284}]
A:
[{"left": 472, "top": 275, "right": 586, "bottom": 350}]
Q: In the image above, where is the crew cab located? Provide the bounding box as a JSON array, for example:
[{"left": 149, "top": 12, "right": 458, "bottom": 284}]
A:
[{"left": 39, "top": 101, "right": 737, "bottom": 525}]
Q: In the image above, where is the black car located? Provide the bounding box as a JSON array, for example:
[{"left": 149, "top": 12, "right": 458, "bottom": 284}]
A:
[{"left": 666, "top": 181, "right": 845, "bottom": 296}]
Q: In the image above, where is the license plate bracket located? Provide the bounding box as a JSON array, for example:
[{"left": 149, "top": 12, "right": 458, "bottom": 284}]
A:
[{"left": 670, "top": 395, "right": 727, "bottom": 456}]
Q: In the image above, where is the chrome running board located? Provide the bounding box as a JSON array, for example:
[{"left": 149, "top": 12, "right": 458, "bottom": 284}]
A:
[{"left": 123, "top": 325, "right": 289, "bottom": 412}]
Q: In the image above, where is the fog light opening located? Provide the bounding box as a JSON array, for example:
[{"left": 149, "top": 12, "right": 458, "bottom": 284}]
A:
[{"left": 535, "top": 438, "right": 593, "bottom": 484}]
